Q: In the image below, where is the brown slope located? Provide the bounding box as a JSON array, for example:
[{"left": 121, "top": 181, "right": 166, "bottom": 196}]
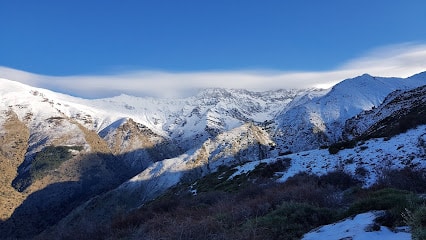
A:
[{"left": 0, "top": 110, "right": 29, "bottom": 220}]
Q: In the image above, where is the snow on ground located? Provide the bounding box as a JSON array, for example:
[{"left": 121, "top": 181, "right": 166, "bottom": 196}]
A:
[
  {"left": 302, "top": 211, "right": 411, "bottom": 240},
  {"left": 346, "top": 84, "right": 426, "bottom": 138},
  {"left": 230, "top": 125, "right": 426, "bottom": 187},
  {"left": 286, "top": 124, "right": 426, "bottom": 186},
  {"left": 227, "top": 159, "right": 269, "bottom": 180},
  {"left": 128, "top": 153, "right": 189, "bottom": 184},
  {"left": 0, "top": 78, "right": 297, "bottom": 143},
  {"left": 274, "top": 73, "right": 426, "bottom": 152},
  {"left": 118, "top": 153, "right": 194, "bottom": 202}
]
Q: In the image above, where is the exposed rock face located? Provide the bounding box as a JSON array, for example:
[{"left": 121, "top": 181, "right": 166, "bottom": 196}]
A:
[
  {"left": 99, "top": 118, "right": 182, "bottom": 175},
  {"left": 0, "top": 113, "right": 129, "bottom": 238}
]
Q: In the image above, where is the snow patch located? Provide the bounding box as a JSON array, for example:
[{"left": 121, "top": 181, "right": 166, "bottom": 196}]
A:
[{"left": 302, "top": 211, "right": 411, "bottom": 240}]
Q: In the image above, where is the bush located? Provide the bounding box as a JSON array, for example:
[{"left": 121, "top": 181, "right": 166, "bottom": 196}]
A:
[
  {"left": 359, "top": 145, "right": 368, "bottom": 151},
  {"left": 377, "top": 168, "right": 426, "bottom": 192},
  {"left": 245, "top": 202, "right": 337, "bottom": 240},
  {"left": 319, "top": 171, "right": 360, "bottom": 190},
  {"left": 277, "top": 172, "right": 350, "bottom": 208},
  {"left": 40, "top": 162, "right": 425, "bottom": 240},
  {"left": 328, "top": 140, "right": 357, "bottom": 154},
  {"left": 328, "top": 145, "right": 340, "bottom": 154},
  {"left": 249, "top": 158, "right": 291, "bottom": 178},
  {"left": 347, "top": 188, "right": 422, "bottom": 227},
  {"left": 355, "top": 166, "right": 368, "bottom": 177},
  {"left": 403, "top": 205, "right": 426, "bottom": 240}
]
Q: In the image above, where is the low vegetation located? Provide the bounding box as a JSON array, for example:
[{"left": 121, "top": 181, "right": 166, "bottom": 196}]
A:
[
  {"left": 376, "top": 168, "right": 426, "bottom": 193},
  {"left": 12, "top": 145, "right": 83, "bottom": 192},
  {"left": 403, "top": 205, "right": 426, "bottom": 240},
  {"left": 330, "top": 100, "right": 426, "bottom": 155},
  {"left": 41, "top": 165, "right": 426, "bottom": 240},
  {"left": 328, "top": 140, "right": 357, "bottom": 154},
  {"left": 30, "top": 145, "right": 83, "bottom": 180},
  {"left": 346, "top": 188, "right": 422, "bottom": 227},
  {"left": 368, "top": 104, "right": 426, "bottom": 139}
]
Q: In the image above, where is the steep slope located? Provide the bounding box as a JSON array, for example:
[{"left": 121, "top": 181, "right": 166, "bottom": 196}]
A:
[
  {"left": 228, "top": 124, "right": 426, "bottom": 188},
  {"left": 0, "top": 78, "right": 308, "bottom": 160},
  {"left": 273, "top": 72, "right": 426, "bottom": 153},
  {"left": 0, "top": 77, "right": 307, "bottom": 167},
  {"left": 0, "top": 110, "right": 29, "bottom": 220},
  {"left": 39, "top": 123, "right": 275, "bottom": 234},
  {"left": 0, "top": 122, "right": 128, "bottom": 238},
  {"left": 37, "top": 122, "right": 426, "bottom": 239},
  {"left": 124, "top": 123, "right": 273, "bottom": 199},
  {"left": 0, "top": 80, "right": 130, "bottom": 238},
  {"left": 92, "top": 88, "right": 308, "bottom": 150},
  {"left": 344, "top": 84, "right": 426, "bottom": 140},
  {"left": 0, "top": 78, "right": 302, "bottom": 238},
  {"left": 99, "top": 118, "right": 182, "bottom": 175},
  {"left": 0, "top": 77, "right": 309, "bottom": 181}
]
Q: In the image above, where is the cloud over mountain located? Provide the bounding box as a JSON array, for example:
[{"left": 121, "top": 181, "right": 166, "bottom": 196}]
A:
[{"left": 1, "top": 43, "right": 426, "bottom": 98}]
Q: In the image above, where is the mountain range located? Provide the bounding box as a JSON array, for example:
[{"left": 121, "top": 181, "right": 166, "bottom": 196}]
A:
[{"left": 1, "top": 71, "right": 426, "bottom": 239}]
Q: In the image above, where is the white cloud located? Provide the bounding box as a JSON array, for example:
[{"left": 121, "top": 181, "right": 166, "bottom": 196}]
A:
[{"left": 1, "top": 42, "right": 426, "bottom": 98}]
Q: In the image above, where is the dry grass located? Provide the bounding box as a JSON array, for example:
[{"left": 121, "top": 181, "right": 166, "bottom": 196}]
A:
[
  {"left": 67, "top": 171, "right": 357, "bottom": 240},
  {"left": 36, "top": 166, "right": 426, "bottom": 240},
  {"left": 74, "top": 120, "right": 111, "bottom": 154},
  {"left": 0, "top": 110, "right": 29, "bottom": 220}
]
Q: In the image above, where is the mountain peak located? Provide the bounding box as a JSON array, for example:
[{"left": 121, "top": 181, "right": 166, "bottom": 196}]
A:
[{"left": 407, "top": 70, "right": 426, "bottom": 80}]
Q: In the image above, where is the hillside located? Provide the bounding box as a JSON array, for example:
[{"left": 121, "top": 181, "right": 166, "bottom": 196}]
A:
[
  {"left": 37, "top": 122, "right": 426, "bottom": 239},
  {"left": 273, "top": 72, "right": 426, "bottom": 153},
  {"left": 344, "top": 83, "right": 426, "bottom": 140},
  {"left": 0, "top": 72, "right": 426, "bottom": 239},
  {"left": 0, "top": 77, "right": 306, "bottom": 238}
]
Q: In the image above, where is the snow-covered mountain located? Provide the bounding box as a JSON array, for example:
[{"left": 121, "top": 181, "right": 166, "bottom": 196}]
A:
[
  {"left": 344, "top": 83, "right": 426, "bottom": 140},
  {"left": 0, "top": 78, "right": 308, "bottom": 176},
  {"left": 1, "top": 71, "right": 426, "bottom": 238},
  {"left": 273, "top": 72, "right": 426, "bottom": 153},
  {"left": 0, "top": 77, "right": 309, "bottom": 237}
]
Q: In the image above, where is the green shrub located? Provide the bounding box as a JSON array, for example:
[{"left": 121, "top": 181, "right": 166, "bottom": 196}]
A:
[
  {"left": 246, "top": 202, "right": 337, "bottom": 240},
  {"left": 12, "top": 145, "right": 83, "bottom": 191},
  {"left": 194, "top": 165, "right": 242, "bottom": 192},
  {"left": 30, "top": 145, "right": 83, "bottom": 180},
  {"left": 403, "top": 205, "right": 426, "bottom": 240},
  {"left": 347, "top": 188, "right": 422, "bottom": 227}
]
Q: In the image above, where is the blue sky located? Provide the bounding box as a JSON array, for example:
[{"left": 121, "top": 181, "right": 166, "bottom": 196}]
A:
[{"left": 1, "top": 1, "right": 426, "bottom": 97}]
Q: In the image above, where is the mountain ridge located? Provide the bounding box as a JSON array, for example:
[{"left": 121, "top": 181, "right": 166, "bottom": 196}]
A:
[
  {"left": 272, "top": 72, "right": 426, "bottom": 153},
  {"left": 1, "top": 71, "right": 426, "bottom": 238}
]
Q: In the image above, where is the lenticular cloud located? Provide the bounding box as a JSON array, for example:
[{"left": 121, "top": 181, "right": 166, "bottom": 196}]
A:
[{"left": 1, "top": 42, "right": 426, "bottom": 98}]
